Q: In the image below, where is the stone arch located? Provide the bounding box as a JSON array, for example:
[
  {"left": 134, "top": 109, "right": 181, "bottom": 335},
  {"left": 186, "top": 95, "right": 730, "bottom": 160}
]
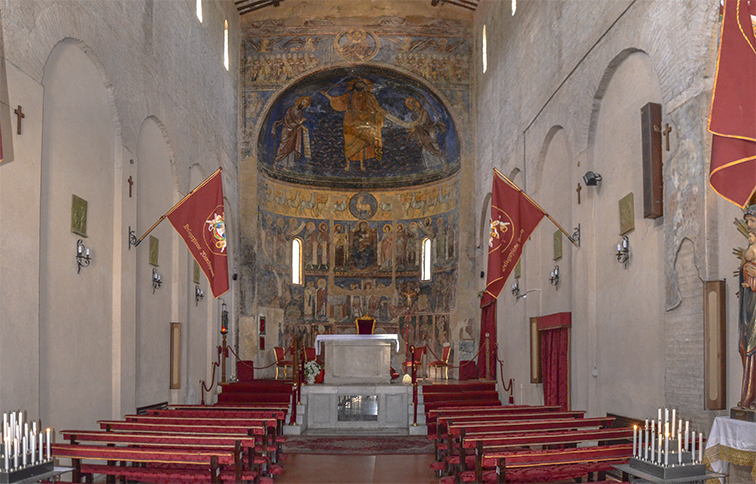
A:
[{"left": 532, "top": 125, "right": 567, "bottom": 196}]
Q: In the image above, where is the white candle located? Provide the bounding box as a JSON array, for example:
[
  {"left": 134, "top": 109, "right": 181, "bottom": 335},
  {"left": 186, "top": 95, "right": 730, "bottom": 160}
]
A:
[
  {"left": 678, "top": 431, "right": 682, "bottom": 464},
  {"left": 38, "top": 432, "right": 43, "bottom": 462},
  {"left": 3, "top": 438, "right": 7, "bottom": 471},
  {"left": 658, "top": 430, "right": 663, "bottom": 464},
  {"left": 665, "top": 408, "right": 669, "bottom": 424},
  {"left": 671, "top": 409, "right": 676, "bottom": 435},
  {"left": 664, "top": 429, "right": 669, "bottom": 466},
  {"left": 45, "top": 429, "right": 50, "bottom": 460},
  {"left": 13, "top": 438, "right": 17, "bottom": 469},
  {"left": 699, "top": 432, "right": 703, "bottom": 462},
  {"left": 22, "top": 435, "right": 26, "bottom": 467},
  {"left": 10, "top": 413, "right": 15, "bottom": 443},
  {"left": 645, "top": 424, "right": 650, "bottom": 460},
  {"left": 658, "top": 408, "right": 662, "bottom": 422},
  {"left": 31, "top": 433, "right": 35, "bottom": 464},
  {"left": 32, "top": 422, "right": 37, "bottom": 436},
  {"left": 2, "top": 413, "right": 6, "bottom": 442},
  {"left": 633, "top": 425, "right": 638, "bottom": 457},
  {"left": 685, "top": 420, "right": 689, "bottom": 452},
  {"left": 651, "top": 425, "right": 656, "bottom": 462}
]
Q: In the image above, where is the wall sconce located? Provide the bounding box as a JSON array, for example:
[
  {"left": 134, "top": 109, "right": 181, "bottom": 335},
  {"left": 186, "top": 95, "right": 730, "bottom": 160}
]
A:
[
  {"left": 76, "top": 239, "right": 91, "bottom": 274},
  {"left": 583, "top": 171, "right": 602, "bottom": 186},
  {"left": 511, "top": 279, "right": 521, "bottom": 298},
  {"left": 220, "top": 299, "right": 229, "bottom": 335},
  {"left": 549, "top": 265, "right": 560, "bottom": 287},
  {"left": 152, "top": 268, "right": 162, "bottom": 294},
  {"left": 572, "top": 224, "right": 581, "bottom": 247},
  {"left": 195, "top": 285, "right": 204, "bottom": 305},
  {"left": 616, "top": 236, "right": 630, "bottom": 268}
]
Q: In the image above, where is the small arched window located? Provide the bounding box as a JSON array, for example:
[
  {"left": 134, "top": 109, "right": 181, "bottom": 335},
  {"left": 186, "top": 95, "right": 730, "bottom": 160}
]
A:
[
  {"left": 196, "top": 0, "right": 203, "bottom": 22},
  {"left": 223, "top": 20, "right": 229, "bottom": 71},
  {"left": 482, "top": 25, "right": 488, "bottom": 73},
  {"left": 292, "top": 238, "right": 302, "bottom": 285},
  {"left": 421, "top": 237, "right": 432, "bottom": 281}
]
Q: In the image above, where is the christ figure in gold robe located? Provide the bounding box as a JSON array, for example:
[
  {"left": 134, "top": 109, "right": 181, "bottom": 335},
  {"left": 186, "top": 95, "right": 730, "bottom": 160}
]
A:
[{"left": 321, "top": 78, "right": 386, "bottom": 172}]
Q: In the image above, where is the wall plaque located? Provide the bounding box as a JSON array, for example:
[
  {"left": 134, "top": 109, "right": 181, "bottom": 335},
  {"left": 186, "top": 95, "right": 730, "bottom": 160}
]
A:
[
  {"left": 149, "top": 236, "right": 159, "bottom": 267},
  {"left": 514, "top": 260, "right": 521, "bottom": 279},
  {"left": 193, "top": 260, "right": 200, "bottom": 284},
  {"left": 170, "top": 322, "right": 181, "bottom": 389},
  {"left": 619, "top": 193, "right": 635, "bottom": 235},
  {"left": 553, "top": 230, "right": 563, "bottom": 261},
  {"left": 71, "top": 195, "right": 88, "bottom": 237}
]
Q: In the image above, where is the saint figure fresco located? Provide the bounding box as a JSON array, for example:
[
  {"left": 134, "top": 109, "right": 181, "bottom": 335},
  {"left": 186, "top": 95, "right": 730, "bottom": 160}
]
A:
[{"left": 270, "top": 96, "right": 312, "bottom": 168}]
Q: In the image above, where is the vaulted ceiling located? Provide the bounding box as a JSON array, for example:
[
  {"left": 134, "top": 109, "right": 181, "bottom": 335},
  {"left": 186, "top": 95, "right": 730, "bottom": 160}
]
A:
[{"left": 235, "top": 0, "right": 479, "bottom": 16}]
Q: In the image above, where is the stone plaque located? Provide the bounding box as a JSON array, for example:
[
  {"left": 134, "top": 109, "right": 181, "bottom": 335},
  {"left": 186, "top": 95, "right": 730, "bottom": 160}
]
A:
[
  {"left": 514, "top": 260, "right": 521, "bottom": 279},
  {"left": 193, "top": 260, "right": 200, "bottom": 284},
  {"left": 149, "top": 235, "right": 159, "bottom": 267},
  {"left": 71, "top": 195, "right": 88, "bottom": 237},
  {"left": 553, "top": 230, "right": 563, "bottom": 261},
  {"left": 619, "top": 192, "right": 635, "bottom": 235}
]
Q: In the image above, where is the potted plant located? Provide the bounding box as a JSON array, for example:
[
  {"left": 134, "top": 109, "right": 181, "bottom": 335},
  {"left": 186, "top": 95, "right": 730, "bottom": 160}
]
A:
[{"left": 304, "top": 360, "right": 323, "bottom": 385}]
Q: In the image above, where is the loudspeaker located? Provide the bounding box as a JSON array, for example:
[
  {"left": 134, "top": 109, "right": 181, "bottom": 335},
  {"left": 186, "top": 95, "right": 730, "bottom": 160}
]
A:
[{"left": 641, "top": 102, "right": 663, "bottom": 219}]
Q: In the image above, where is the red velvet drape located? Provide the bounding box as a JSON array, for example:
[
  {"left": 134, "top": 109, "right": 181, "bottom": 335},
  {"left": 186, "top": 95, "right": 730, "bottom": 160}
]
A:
[
  {"left": 540, "top": 326, "right": 570, "bottom": 411},
  {"left": 478, "top": 300, "right": 497, "bottom": 379}
]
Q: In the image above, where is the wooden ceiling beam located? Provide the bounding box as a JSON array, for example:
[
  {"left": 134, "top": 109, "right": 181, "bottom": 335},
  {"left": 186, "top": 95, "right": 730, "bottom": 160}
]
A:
[
  {"left": 238, "top": 0, "right": 283, "bottom": 15},
  {"left": 430, "top": 0, "right": 477, "bottom": 10}
]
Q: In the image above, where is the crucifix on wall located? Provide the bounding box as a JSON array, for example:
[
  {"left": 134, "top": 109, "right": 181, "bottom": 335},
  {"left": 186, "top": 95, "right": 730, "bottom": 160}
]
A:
[
  {"left": 128, "top": 176, "right": 134, "bottom": 198},
  {"left": 14, "top": 105, "right": 24, "bottom": 135}
]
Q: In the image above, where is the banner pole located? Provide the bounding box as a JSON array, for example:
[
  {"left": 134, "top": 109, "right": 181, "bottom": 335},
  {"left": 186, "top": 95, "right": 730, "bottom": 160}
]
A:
[{"left": 492, "top": 168, "right": 578, "bottom": 247}]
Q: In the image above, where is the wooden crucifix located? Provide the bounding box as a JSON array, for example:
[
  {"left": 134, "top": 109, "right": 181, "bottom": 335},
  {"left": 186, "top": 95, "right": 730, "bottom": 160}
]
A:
[
  {"left": 576, "top": 182, "right": 582, "bottom": 205},
  {"left": 14, "top": 105, "right": 24, "bottom": 135},
  {"left": 127, "top": 176, "right": 134, "bottom": 198},
  {"left": 663, "top": 123, "right": 672, "bottom": 151}
]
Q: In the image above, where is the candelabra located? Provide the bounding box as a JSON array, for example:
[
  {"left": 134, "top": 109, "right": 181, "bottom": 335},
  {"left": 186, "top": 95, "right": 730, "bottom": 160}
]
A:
[
  {"left": 195, "top": 285, "right": 204, "bottom": 305},
  {"left": 75, "top": 239, "right": 91, "bottom": 274},
  {"left": 0, "top": 410, "right": 54, "bottom": 483},
  {"left": 616, "top": 236, "right": 630, "bottom": 268},
  {"left": 549, "top": 265, "right": 560, "bottom": 287},
  {"left": 152, "top": 268, "right": 162, "bottom": 294},
  {"left": 511, "top": 279, "right": 521, "bottom": 298}
]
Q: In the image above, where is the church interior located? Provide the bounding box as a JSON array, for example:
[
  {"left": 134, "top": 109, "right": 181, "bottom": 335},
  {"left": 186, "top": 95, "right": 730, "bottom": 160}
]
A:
[{"left": 2, "top": 0, "right": 756, "bottom": 483}]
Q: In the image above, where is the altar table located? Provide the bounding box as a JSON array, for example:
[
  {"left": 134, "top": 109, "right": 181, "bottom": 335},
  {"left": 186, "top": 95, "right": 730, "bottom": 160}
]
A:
[
  {"left": 704, "top": 416, "right": 756, "bottom": 483},
  {"left": 314, "top": 334, "right": 400, "bottom": 384}
]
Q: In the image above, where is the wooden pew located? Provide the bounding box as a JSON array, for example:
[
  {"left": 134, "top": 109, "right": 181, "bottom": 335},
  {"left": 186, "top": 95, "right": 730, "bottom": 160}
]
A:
[
  {"left": 478, "top": 443, "right": 633, "bottom": 483},
  {"left": 51, "top": 442, "right": 238, "bottom": 483},
  {"left": 427, "top": 405, "right": 562, "bottom": 437}
]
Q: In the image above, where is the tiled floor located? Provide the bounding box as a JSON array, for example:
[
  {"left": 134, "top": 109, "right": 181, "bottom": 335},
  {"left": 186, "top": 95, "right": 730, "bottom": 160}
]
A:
[{"left": 276, "top": 453, "right": 440, "bottom": 484}]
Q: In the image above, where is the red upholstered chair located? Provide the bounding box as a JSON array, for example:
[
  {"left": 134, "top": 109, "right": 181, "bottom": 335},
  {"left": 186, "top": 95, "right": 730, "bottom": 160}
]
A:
[
  {"left": 402, "top": 345, "right": 426, "bottom": 378},
  {"left": 274, "top": 346, "right": 293, "bottom": 380},
  {"left": 355, "top": 315, "right": 376, "bottom": 335},
  {"left": 428, "top": 344, "right": 452, "bottom": 381},
  {"left": 304, "top": 347, "right": 317, "bottom": 362}
]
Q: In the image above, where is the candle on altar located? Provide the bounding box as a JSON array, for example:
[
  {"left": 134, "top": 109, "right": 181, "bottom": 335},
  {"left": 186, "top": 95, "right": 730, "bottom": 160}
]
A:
[
  {"left": 10, "top": 413, "right": 15, "bottom": 443},
  {"left": 22, "top": 435, "right": 26, "bottom": 467},
  {"left": 13, "top": 438, "right": 17, "bottom": 469},
  {"left": 45, "top": 428, "right": 50, "bottom": 461},
  {"left": 645, "top": 423, "right": 650, "bottom": 460},
  {"left": 664, "top": 408, "right": 669, "bottom": 424},
  {"left": 699, "top": 432, "right": 703, "bottom": 462},
  {"left": 38, "top": 431, "right": 43, "bottom": 462},
  {"left": 678, "top": 431, "right": 682, "bottom": 465},
  {"left": 658, "top": 429, "right": 662, "bottom": 464},
  {"left": 31, "top": 432, "right": 35, "bottom": 464},
  {"left": 658, "top": 408, "right": 661, "bottom": 422},
  {"left": 633, "top": 425, "right": 637, "bottom": 457},
  {"left": 671, "top": 408, "right": 676, "bottom": 435}
]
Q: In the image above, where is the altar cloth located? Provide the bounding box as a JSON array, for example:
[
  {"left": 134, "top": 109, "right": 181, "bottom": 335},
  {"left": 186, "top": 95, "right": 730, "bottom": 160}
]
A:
[
  {"left": 704, "top": 416, "right": 756, "bottom": 483},
  {"left": 314, "top": 334, "right": 400, "bottom": 355}
]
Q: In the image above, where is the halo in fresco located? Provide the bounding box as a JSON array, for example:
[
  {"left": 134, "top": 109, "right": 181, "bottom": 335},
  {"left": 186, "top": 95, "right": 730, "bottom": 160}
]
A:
[{"left": 259, "top": 64, "right": 460, "bottom": 189}]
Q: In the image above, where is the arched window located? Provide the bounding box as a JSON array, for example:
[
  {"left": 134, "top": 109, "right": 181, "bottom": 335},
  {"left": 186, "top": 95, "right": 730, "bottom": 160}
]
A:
[
  {"left": 292, "top": 238, "right": 302, "bottom": 285},
  {"left": 196, "top": 0, "right": 203, "bottom": 22},
  {"left": 482, "top": 25, "right": 487, "bottom": 73},
  {"left": 421, "top": 237, "right": 432, "bottom": 281},
  {"left": 223, "top": 20, "right": 229, "bottom": 71}
]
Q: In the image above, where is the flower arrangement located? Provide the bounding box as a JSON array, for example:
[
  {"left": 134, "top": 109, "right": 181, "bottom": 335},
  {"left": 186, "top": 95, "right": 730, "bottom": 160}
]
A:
[{"left": 304, "top": 360, "right": 323, "bottom": 383}]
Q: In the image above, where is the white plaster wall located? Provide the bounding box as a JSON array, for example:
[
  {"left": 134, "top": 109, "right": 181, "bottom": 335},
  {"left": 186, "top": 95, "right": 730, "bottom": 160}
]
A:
[{"left": 39, "top": 41, "right": 115, "bottom": 431}]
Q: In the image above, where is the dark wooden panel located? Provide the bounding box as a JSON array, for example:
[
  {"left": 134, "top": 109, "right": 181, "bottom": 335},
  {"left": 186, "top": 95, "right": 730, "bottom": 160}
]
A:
[{"left": 641, "top": 102, "right": 663, "bottom": 219}]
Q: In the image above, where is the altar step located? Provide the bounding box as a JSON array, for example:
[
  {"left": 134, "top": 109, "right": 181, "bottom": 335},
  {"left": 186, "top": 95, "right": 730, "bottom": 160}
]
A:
[{"left": 217, "top": 379, "right": 293, "bottom": 405}]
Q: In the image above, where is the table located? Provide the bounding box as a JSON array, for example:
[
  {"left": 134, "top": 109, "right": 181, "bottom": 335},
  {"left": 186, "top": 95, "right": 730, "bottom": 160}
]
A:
[
  {"left": 704, "top": 416, "right": 756, "bottom": 483},
  {"left": 314, "top": 334, "right": 400, "bottom": 385}
]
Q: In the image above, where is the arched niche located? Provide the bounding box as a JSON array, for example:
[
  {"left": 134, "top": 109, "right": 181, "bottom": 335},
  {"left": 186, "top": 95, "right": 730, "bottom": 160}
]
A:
[
  {"left": 587, "top": 49, "right": 664, "bottom": 418},
  {"left": 39, "top": 39, "right": 116, "bottom": 430},
  {"left": 135, "top": 116, "right": 176, "bottom": 407}
]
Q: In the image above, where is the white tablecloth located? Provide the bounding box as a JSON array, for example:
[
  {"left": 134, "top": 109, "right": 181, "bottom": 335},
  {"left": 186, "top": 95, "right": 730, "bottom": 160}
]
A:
[
  {"left": 313, "top": 334, "right": 400, "bottom": 355},
  {"left": 704, "top": 416, "right": 756, "bottom": 483}
]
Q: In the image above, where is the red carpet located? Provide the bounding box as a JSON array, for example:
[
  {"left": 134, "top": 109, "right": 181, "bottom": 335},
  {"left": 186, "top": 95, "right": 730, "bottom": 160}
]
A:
[{"left": 283, "top": 435, "right": 435, "bottom": 455}]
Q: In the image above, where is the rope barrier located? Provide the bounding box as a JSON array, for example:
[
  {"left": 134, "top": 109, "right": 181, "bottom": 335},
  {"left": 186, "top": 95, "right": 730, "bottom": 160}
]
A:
[
  {"left": 226, "top": 345, "right": 278, "bottom": 370},
  {"left": 199, "top": 345, "right": 223, "bottom": 405}
]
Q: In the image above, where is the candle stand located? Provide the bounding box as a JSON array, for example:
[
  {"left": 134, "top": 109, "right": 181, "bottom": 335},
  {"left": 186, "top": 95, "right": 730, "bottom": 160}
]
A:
[{"left": 0, "top": 460, "right": 54, "bottom": 484}]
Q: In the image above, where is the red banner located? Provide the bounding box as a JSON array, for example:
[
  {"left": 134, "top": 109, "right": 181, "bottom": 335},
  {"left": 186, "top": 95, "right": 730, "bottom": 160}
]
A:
[
  {"left": 482, "top": 171, "right": 545, "bottom": 307},
  {"left": 709, "top": 0, "right": 756, "bottom": 207},
  {"left": 167, "top": 168, "right": 229, "bottom": 298}
]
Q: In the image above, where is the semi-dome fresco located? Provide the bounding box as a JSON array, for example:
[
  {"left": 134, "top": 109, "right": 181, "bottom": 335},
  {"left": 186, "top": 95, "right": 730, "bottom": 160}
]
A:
[{"left": 258, "top": 65, "right": 460, "bottom": 189}]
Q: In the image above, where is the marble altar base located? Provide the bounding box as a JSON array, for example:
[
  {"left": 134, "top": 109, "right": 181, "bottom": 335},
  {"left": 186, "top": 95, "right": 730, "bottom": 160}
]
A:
[
  {"left": 323, "top": 338, "right": 393, "bottom": 385},
  {"left": 303, "top": 384, "right": 412, "bottom": 432}
]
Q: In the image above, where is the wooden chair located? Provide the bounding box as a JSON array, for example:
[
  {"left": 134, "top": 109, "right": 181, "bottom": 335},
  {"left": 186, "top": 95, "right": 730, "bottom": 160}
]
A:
[
  {"left": 273, "top": 347, "right": 292, "bottom": 380},
  {"left": 402, "top": 345, "right": 426, "bottom": 377},
  {"left": 428, "top": 344, "right": 452, "bottom": 380},
  {"left": 304, "top": 347, "right": 317, "bottom": 362},
  {"left": 355, "top": 315, "right": 376, "bottom": 335}
]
